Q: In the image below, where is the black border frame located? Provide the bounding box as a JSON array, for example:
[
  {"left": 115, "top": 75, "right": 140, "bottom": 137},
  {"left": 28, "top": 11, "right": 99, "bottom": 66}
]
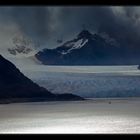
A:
[
  {"left": 0, "top": 0, "right": 140, "bottom": 137},
  {"left": 0, "top": 0, "right": 140, "bottom": 6}
]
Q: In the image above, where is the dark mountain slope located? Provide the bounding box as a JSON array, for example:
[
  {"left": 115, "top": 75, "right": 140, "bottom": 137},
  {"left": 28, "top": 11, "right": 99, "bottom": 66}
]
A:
[{"left": 0, "top": 54, "right": 83, "bottom": 103}]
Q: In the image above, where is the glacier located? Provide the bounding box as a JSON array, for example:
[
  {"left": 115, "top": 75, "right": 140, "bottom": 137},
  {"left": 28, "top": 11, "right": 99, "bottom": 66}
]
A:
[{"left": 8, "top": 57, "right": 140, "bottom": 98}]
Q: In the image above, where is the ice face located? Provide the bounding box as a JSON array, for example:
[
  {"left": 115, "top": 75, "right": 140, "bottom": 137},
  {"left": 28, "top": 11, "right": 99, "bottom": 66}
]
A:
[{"left": 12, "top": 61, "right": 140, "bottom": 98}]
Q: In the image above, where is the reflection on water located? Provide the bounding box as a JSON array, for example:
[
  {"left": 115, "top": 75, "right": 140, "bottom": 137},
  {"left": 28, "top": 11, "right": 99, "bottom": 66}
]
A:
[{"left": 0, "top": 98, "right": 140, "bottom": 134}]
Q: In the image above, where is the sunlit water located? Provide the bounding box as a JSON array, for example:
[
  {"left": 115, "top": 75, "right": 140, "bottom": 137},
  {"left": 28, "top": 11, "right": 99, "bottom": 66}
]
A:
[{"left": 0, "top": 98, "right": 140, "bottom": 134}]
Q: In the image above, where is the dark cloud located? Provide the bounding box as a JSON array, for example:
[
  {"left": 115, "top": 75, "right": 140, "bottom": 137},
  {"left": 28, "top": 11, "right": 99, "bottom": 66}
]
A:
[
  {"left": 11, "top": 7, "right": 52, "bottom": 46},
  {"left": 0, "top": 6, "right": 140, "bottom": 49}
]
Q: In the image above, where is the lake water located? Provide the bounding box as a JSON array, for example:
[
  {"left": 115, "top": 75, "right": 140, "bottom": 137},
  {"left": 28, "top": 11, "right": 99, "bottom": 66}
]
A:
[{"left": 0, "top": 98, "right": 140, "bottom": 134}]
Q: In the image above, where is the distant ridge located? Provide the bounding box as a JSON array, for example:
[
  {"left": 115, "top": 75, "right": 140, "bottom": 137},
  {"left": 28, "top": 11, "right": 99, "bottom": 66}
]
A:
[{"left": 35, "top": 30, "right": 140, "bottom": 65}]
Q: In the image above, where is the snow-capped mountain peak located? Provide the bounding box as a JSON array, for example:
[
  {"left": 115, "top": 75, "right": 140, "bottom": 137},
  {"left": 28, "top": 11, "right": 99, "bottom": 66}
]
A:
[
  {"left": 60, "top": 39, "right": 88, "bottom": 55},
  {"left": 36, "top": 29, "right": 137, "bottom": 65},
  {"left": 55, "top": 30, "right": 94, "bottom": 55}
]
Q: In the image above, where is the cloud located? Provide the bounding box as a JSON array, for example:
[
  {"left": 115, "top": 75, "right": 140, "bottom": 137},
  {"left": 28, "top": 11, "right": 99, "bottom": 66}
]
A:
[{"left": 0, "top": 6, "right": 140, "bottom": 49}]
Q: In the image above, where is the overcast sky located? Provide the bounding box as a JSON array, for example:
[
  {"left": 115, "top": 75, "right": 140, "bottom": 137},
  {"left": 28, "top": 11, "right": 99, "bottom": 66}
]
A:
[{"left": 0, "top": 6, "right": 140, "bottom": 51}]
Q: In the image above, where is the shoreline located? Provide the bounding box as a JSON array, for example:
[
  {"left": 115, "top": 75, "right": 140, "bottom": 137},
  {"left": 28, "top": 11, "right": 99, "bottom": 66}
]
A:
[{"left": 0, "top": 96, "right": 140, "bottom": 105}]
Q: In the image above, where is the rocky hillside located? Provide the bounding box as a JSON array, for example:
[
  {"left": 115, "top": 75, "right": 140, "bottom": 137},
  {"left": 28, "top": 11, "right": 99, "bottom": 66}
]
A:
[{"left": 0, "top": 54, "right": 83, "bottom": 103}]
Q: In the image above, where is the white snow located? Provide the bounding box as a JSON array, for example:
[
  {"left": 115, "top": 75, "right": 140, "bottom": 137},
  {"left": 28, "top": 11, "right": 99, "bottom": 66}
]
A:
[
  {"left": 72, "top": 39, "right": 85, "bottom": 49},
  {"left": 61, "top": 39, "right": 88, "bottom": 54},
  {"left": 65, "top": 42, "right": 75, "bottom": 47},
  {"left": 61, "top": 51, "right": 69, "bottom": 55}
]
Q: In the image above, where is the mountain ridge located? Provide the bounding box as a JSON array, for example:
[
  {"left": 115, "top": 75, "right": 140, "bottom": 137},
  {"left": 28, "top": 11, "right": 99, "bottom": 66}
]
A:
[{"left": 35, "top": 30, "right": 140, "bottom": 65}]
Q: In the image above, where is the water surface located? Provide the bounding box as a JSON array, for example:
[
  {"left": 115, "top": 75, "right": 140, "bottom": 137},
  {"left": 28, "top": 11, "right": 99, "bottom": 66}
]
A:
[{"left": 0, "top": 98, "right": 140, "bottom": 134}]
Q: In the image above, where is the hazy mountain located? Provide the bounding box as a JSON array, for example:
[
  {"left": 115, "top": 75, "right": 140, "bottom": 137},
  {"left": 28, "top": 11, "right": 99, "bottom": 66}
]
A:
[
  {"left": 7, "top": 35, "right": 37, "bottom": 57},
  {"left": 35, "top": 30, "right": 140, "bottom": 65},
  {"left": 0, "top": 54, "right": 83, "bottom": 103}
]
